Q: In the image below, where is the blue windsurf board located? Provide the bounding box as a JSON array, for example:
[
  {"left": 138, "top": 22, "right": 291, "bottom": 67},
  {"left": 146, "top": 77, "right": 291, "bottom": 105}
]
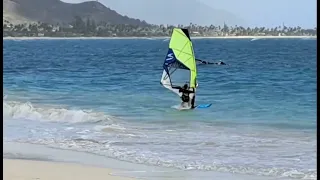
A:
[{"left": 195, "top": 103, "right": 212, "bottom": 109}]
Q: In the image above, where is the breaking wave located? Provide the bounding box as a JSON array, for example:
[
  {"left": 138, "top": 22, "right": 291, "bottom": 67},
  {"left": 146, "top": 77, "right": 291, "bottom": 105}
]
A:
[{"left": 3, "top": 100, "right": 114, "bottom": 123}]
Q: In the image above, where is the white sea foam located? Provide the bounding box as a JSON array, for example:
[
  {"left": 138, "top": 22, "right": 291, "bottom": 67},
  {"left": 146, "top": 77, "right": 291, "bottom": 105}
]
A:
[
  {"left": 3, "top": 99, "right": 316, "bottom": 179},
  {"left": 3, "top": 100, "right": 114, "bottom": 123},
  {"left": 10, "top": 136, "right": 315, "bottom": 180}
]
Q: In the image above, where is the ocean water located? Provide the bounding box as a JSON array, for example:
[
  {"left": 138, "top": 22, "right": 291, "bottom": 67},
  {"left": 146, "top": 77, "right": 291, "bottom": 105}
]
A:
[{"left": 3, "top": 38, "right": 317, "bottom": 179}]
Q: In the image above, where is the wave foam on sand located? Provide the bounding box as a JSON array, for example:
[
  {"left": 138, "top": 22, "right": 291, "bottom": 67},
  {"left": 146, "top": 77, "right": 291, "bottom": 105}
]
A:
[{"left": 4, "top": 142, "right": 291, "bottom": 180}]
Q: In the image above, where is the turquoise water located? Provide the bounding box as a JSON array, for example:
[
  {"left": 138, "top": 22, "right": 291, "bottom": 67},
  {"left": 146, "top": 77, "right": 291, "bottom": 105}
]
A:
[{"left": 3, "top": 38, "right": 316, "bottom": 179}]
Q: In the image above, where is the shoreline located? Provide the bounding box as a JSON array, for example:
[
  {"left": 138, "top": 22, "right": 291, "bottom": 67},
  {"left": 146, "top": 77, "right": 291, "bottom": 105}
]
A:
[
  {"left": 3, "top": 142, "right": 286, "bottom": 180},
  {"left": 3, "top": 35, "right": 317, "bottom": 40}
]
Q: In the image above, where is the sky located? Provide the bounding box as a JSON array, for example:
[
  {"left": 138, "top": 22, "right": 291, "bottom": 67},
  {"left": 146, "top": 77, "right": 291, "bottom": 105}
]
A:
[
  {"left": 62, "top": 0, "right": 316, "bottom": 28},
  {"left": 198, "top": 0, "right": 317, "bottom": 28}
]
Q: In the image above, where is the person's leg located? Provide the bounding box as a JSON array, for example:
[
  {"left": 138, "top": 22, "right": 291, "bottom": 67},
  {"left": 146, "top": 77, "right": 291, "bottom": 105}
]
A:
[
  {"left": 191, "top": 93, "right": 195, "bottom": 108},
  {"left": 188, "top": 93, "right": 195, "bottom": 108}
]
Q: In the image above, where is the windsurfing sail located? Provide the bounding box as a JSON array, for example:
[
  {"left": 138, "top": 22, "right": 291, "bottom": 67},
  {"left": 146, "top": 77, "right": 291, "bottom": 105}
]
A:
[{"left": 160, "top": 28, "right": 197, "bottom": 97}]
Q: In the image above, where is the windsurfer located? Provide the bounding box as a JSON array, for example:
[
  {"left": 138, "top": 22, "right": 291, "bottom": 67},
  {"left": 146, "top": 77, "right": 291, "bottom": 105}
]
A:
[
  {"left": 172, "top": 84, "right": 196, "bottom": 109},
  {"left": 196, "top": 59, "right": 226, "bottom": 65}
]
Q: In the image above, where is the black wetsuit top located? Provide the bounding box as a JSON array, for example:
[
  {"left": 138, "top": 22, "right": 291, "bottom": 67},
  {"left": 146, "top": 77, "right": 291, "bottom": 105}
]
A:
[
  {"left": 172, "top": 87, "right": 194, "bottom": 102},
  {"left": 179, "top": 89, "right": 192, "bottom": 102}
]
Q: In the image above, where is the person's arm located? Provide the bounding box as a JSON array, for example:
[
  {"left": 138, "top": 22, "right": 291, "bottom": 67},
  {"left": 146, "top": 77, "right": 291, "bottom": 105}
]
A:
[
  {"left": 187, "top": 88, "right": 195, "bottom": 93},
  {"left": 172, "top": 86, "right": 183, "bottom": 92}
]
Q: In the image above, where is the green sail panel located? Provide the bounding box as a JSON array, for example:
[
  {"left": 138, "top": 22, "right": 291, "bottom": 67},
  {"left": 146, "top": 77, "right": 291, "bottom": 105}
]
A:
[{"left": 169, "top": 28, "right": 197, "bottom": 88}]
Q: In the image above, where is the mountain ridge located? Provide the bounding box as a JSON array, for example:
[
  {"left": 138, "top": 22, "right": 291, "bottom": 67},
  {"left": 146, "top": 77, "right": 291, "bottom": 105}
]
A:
[{"left": 3, "top": 0, "right": 149, "bottom": 26}]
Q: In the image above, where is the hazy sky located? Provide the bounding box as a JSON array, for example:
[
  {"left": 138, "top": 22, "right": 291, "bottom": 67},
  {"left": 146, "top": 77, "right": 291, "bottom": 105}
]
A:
[
  {"left": 63, "top": 0, "right": 316, "bottom": 28},
  {"left": 198, "top": 0, "right": 316, "bottom": 28}
]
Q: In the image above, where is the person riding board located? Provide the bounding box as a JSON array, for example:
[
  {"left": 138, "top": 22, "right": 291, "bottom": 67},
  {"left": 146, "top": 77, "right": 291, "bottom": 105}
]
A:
[
  {"left": 196, "top": 59, "right": 226, "bottom": 65},
  {"left": 172, "top": 83, "right": 196, "bottom": 109}
]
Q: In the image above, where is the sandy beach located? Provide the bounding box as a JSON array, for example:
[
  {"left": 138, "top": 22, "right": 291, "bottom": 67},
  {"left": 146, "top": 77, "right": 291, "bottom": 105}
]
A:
[
  {"left": 4, "top": 159, "right": 136, "bottom": 180},
  {"left": 3, "top": 35, "right": 316, "bottom": 40}
]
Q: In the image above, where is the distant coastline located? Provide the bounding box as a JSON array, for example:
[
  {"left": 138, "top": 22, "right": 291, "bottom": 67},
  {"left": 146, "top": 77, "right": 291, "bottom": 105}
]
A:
[
  {"left": 3, "top": 19, "right": 317, "bottom": 40},
  {"left": 3, "top": 35, "right": 317, "bottom": 40}
]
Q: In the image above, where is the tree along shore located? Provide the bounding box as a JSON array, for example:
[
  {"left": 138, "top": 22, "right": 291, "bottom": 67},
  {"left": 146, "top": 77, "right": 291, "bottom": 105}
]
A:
[{"left": 3, "top": 17, "right": 317, "bottom": 37}]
